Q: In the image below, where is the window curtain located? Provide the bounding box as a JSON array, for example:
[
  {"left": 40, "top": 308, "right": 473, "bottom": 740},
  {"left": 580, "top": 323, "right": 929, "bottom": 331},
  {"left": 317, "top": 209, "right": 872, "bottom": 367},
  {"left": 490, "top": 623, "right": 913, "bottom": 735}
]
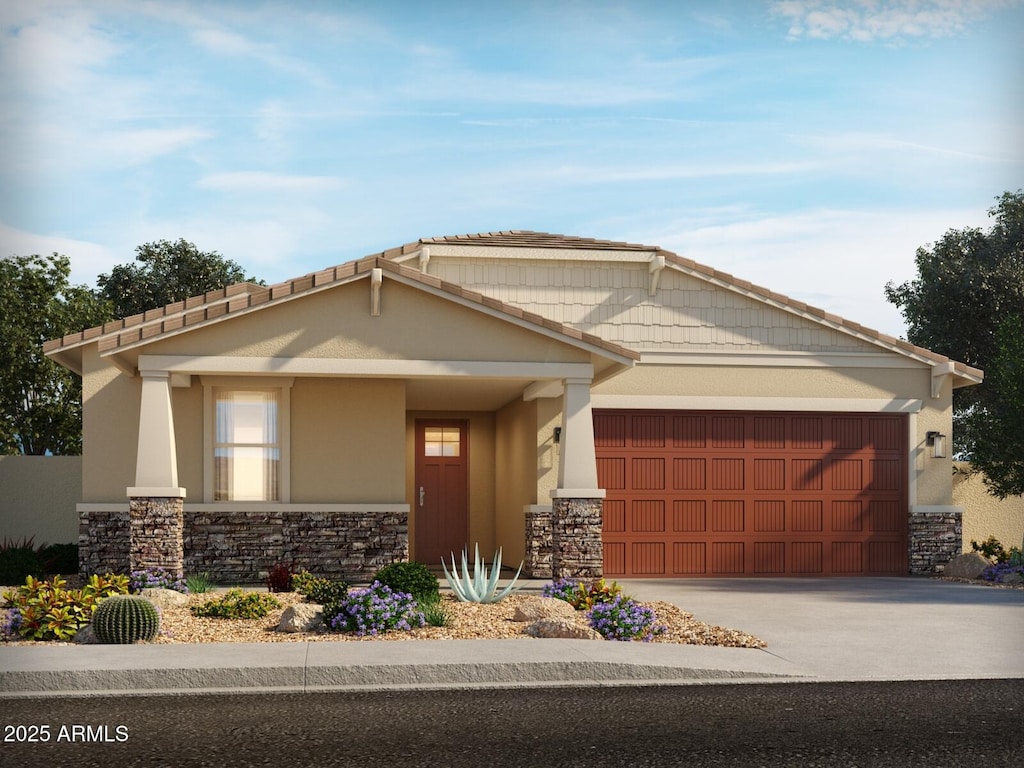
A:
[{"left": 214, "top": 390, "right": 279, "bottom": 501}]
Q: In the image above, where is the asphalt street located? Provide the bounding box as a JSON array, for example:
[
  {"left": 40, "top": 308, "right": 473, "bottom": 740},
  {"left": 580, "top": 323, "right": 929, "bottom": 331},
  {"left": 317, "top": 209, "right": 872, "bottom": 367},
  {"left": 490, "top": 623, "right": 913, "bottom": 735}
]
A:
[{"left": 2, "top": 679, "right": 1021, "bottom": 767}]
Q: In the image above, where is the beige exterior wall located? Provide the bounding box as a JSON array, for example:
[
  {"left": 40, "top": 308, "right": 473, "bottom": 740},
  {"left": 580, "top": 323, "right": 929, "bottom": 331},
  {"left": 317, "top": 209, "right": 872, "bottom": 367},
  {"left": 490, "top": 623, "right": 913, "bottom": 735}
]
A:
[
  {"left": 140, "top": 279, "right": 590, "bottom": 365},
  {"left": 429, "top": 256, "right": 879, "bottom": 353},
  {"left": 82, "top": 346, "right": 139, "bottom": 501},
  {"left": 955, "top": 463, "right": 1024, "bottom": 552},
  {"left": 405, "top": 411, "right": 496, "bottom": 562},
  {"left": 0, "top": 456, "right": 81, "bottom": 544},
  {"left": 495, "top": 397, "right": 538, "bottom": 564},
  {"left": 292, "top": 378, "right": 406, "bottom": 503}
]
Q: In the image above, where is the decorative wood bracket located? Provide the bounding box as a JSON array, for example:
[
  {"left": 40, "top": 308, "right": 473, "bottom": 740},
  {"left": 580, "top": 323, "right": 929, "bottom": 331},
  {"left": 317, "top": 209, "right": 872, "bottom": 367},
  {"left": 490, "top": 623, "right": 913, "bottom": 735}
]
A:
[
  {"left": 370, "top": 268, "right": 383, "bottom": 316},
  {"left": 931, "top": 361, "right": 955, "bottom": 398},
  {"left": 649, "top": 253, "right": 666, "bottom": 296},
  {"left": 419, "top": 246, "right": 431, "bottom": 273}
]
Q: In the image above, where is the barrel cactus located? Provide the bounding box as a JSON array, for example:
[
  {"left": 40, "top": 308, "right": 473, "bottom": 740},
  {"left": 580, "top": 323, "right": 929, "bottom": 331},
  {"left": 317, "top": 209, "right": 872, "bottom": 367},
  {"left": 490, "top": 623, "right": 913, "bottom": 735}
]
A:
[{"left": 92, "top": 595, "right": 160, "bottom": 644}]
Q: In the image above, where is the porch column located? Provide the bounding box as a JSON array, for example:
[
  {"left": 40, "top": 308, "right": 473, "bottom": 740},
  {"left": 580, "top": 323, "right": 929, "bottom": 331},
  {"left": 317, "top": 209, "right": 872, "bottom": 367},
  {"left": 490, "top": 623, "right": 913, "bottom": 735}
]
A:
[
  {"left": 127, "top": 370, "right": 186, "bottom": 577},
  {"left": 551, "top": 378, "right": 605, "bottom": 579}
]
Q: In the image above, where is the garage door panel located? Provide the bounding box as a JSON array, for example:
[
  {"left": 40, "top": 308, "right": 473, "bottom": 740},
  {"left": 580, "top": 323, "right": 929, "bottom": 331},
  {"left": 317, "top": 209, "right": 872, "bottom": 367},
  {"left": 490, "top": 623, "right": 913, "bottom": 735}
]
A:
[
  {"left": 598, "top": 410, "right": 908, "bottom": 577},
  {"left": 673, "top": 500, "right": 707, "bottom": 531}
]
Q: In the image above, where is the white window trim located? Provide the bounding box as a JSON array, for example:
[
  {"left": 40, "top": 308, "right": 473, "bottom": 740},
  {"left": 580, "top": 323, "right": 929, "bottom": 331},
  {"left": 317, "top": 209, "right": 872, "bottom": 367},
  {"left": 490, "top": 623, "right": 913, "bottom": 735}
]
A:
[{"left": 202, "top": 377, "right": 293, "bottom": 503}]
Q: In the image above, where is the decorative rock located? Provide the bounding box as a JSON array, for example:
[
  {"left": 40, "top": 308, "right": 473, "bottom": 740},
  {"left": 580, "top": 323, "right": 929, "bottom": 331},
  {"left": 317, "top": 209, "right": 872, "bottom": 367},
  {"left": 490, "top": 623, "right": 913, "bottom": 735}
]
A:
[
  {"left": 140, "top": 587, "right": 190, "bottom": 608},
  {"left": 525, "top": 617, "right": 602, "bottom": 640},
  {"left": 512, "top": 597, "right": 578, "bottom": 622},
  {"left": 73, "top": 624, "right": 98, "bottom": 644},
  {"left": 1001, "top": 572, "right": 1023, "bottom": 585},
  {"left": 277, "top": 603, "right": 324, "bottom": 633},
  {"left": 942, "top": 552, "right": 991, "bottom": 579}
]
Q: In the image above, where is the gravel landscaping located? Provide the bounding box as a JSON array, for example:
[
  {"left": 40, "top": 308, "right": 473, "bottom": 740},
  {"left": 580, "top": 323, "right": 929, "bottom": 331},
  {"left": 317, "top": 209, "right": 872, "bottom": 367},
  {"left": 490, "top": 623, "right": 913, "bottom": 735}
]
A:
[{"left": 154, "top": 591, "right": 767, "bottom": 647}]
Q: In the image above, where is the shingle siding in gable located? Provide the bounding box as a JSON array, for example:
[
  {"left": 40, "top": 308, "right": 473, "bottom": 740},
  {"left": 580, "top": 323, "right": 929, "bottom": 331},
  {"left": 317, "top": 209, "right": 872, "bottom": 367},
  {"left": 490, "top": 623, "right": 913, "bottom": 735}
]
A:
[{"left": 430, "top": 257, "right": 878, "bottom": 354}]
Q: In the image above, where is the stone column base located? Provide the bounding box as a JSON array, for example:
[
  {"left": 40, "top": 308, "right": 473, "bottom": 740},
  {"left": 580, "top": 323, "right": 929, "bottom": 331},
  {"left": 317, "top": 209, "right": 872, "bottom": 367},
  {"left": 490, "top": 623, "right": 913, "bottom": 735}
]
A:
[
  {"left": 524, "top": 506, "right": 553, "bottom": 579},
  {"left": 551, "top": 497, "right": 603, "bottom": 579},
  {"left": 129, "top": 496, "right": 184, "bottom": 578},
  {"left": 909, "top": 506, "right": 963, "bottom": 575}
]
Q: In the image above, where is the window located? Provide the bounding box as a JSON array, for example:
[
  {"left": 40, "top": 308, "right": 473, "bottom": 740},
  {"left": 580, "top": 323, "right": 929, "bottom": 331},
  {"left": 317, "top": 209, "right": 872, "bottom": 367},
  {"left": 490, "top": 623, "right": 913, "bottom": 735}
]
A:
[
  {"left": 424, "top": 426, "right": 461, "bottom": 456},
  {"left": 213, "top": 389, "right": 280, "bottom": 501}
]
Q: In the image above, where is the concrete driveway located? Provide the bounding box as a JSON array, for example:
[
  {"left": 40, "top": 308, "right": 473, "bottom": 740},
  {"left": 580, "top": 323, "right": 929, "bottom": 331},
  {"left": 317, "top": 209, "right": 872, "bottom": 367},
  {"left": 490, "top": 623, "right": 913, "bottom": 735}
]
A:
[{"left": 621, "top": 577, "right": 1024, "bottom": 681}]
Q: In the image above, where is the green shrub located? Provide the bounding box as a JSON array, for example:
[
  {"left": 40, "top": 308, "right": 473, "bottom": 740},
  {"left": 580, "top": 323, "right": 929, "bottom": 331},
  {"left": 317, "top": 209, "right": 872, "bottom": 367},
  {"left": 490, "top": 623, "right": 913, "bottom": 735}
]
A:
[
  {"left": 92, "top": 595, "right": 160, "bottom": 644},
  {"left": 291, "top": 569, "right": 320, "bottom": 596},
  {"left": 971, "top": 536, "right": 1023, "bottom": 565},
  {"left": 190, "top": 589, "right": 281, "bottom": 619},
  {"left": 2, "top": 573, "right": 129, "bottom": 641},
  {"left": 38, "top": 543, "right": 78, "bottom": 575},
  {"left": 374, "top": 561, "right": 439, "bottom": 602},
  {"left": 0, "top": 545, "right": 43, "bottom": 586},
  {"left": 419, "top": 593, "right": 451, "bottom": 628},
  {"left": 185, "top": 572, "right": 214, "bottom": 594}
]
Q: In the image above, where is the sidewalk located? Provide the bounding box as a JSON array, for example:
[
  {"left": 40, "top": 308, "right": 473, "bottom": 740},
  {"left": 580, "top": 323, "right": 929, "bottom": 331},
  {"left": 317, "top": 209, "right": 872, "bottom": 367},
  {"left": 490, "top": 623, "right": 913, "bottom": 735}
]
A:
[{"left": 1, "top": 577, "right": 1021, "bottom": 697}]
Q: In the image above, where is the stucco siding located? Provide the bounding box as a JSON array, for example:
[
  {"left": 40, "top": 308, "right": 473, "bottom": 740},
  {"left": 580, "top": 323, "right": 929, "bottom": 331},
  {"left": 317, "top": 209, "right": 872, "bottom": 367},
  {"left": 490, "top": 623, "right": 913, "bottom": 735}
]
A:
[
  {"left": 139, "top": 279, "right": 590, "bottom": 365},
  {"left": 955, "top": 463, "right": 1024, "bottom": 553},
  {"left": 495, "top": 396, "right": 538, "bottom": 564},
  {"left": 292, "top": 378, "right": 406, "bottom": 503},
  {"left": 82, "top": 347, "right": 140, "bottom": 502},
  {"left": 430, "top": 257, "right": 879, "bottom": 353}
]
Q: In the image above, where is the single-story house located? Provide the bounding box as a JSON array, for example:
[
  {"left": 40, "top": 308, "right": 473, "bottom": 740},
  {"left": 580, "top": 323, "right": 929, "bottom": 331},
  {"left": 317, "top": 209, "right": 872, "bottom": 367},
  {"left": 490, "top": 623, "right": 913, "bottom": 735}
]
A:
[{"left": 45, "top": 231, "right": 982, "bottom": 582}]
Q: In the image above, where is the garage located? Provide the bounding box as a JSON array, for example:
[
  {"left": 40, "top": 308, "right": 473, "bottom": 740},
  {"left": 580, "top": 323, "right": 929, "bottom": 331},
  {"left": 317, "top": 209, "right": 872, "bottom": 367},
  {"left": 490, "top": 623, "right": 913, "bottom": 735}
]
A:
[{"left": 595, "top": 410, "right": 908, "bottom": 577}]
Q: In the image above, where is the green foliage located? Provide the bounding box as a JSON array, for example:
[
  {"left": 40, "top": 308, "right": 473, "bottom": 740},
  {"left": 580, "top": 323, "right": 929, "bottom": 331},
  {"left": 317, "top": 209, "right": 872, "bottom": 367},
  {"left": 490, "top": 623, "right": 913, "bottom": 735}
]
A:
[
  {"left": 38, "top": 543, "right": 78, "bottom": 575},
  {"left": 885, "top": 190, "right": 1024, "bottom": 495},
  {"left": 419, "top": 593, "right": 451, "bottom": 628},
  {"left": 373, "top": 561, "right": 439, "bottom": 602},
  {"left": 290, "top": 569, "right": 320, "bottom": 596},
  {"left": 542, "top": 577, "right": 626, "bottom": 611},
  {"left": 185, "top": 572, "right": 214, "bottom": 594},
  {"left": 0, "top": 545, "right": 43, "bottom": 586},
  {"left": 96, "top": 239, "right": 263, "bottom": 318},
  {"left": 442, "top": 545, "right": 524, "bottom": 604},
  {"left": 265, "top": 563, "right": 293, "bottom": 593},
  {"left": 190, "top": 589, "right": 281, "bottom": 620},
  {"left": 91, "top": 595, "right": 160, "bottom": 644},
  {"left": 971, "top": 536, "right": 1024, "bottom": 564},
  {"left": 2, "top": 573, "right": 128, "bottom": 641},
  {"left": 0, "top": 253, "right": 112, "bottom": 455},
  {"left": 964, "top": 314, "right": 1024, "bottom": 498}
]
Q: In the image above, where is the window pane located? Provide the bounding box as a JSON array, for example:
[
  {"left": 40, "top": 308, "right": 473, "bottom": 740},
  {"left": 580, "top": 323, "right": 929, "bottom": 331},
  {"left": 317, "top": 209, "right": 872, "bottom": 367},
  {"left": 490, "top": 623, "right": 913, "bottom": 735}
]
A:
[
  {"left": 214, "top": 389, "right": 280, "bottom": 501},
  {"left": 424, "top": 426, "right": 460, "bottom": 457}
]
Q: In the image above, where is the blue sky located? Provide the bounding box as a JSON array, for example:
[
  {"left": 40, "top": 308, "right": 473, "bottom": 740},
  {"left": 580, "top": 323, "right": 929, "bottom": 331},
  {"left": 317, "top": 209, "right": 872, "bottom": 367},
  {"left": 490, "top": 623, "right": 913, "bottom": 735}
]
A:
[{"left": 1, "top": 0, "right": 1021, "bottom": 337}]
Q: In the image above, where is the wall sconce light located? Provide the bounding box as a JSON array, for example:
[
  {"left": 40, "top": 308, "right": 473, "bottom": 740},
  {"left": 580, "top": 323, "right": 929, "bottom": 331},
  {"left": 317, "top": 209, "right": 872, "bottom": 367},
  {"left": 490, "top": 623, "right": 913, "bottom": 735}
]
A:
[
  {"left": 926, "top": 431, "right": 947, "bottom": 459},
  {"left": 553, "top": 427, "right": 562, "bottom": 444}
]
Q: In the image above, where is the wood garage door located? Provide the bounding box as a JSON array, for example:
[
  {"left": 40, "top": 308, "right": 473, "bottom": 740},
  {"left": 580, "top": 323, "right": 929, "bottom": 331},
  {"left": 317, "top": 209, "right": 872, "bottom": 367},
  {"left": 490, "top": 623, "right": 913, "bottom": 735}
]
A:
[{"left": 596, "top": 410, "right": 908, "bottom": 577}]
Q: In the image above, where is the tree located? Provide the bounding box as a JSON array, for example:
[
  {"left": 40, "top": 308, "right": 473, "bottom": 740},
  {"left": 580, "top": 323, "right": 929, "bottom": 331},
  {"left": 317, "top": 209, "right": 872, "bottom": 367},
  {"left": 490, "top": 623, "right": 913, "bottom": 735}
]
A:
[
  {"left": 0, "top": 254, "right": 113, "bottom": 455},
  {"left": 965, "top": 314, "right": 1024, "bottom": 498},
  {"left": 885, "top": 190, "right": 1024, "bottom": 496},
  {"left": 96, "top": 238, "right": 262, "bottom": 318}
]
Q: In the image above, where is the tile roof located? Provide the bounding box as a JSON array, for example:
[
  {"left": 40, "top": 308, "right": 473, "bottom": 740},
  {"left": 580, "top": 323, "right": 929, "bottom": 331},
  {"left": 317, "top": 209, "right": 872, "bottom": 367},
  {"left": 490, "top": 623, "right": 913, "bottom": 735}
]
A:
[{"left": 43, "top": 229, "right": 981, "bottom": 382}]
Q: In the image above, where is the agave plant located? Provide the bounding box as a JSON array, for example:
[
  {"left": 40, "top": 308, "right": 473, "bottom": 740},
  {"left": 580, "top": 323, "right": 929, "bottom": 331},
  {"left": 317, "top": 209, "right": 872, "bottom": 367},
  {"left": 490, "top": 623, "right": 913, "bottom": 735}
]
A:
[{"left": 442, "top": 544, "right": 524, "bottom": 603}]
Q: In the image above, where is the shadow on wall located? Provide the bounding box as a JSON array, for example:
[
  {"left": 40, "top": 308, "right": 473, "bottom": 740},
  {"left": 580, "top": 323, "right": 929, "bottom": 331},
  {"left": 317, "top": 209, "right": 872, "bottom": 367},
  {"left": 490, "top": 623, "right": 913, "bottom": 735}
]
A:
[
  {"left": 0, "top": 456, "right": 81, "bottom": 545},
  {"left": 954, "top": 462, "right": 1024, "bottom": 553}
]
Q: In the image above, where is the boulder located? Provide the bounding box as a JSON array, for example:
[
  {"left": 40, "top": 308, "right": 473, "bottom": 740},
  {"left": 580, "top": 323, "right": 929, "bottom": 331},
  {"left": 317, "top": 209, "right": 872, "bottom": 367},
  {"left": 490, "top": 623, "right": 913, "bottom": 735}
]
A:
[
  {"left": 277, "top": 603, "right": 324, "bottom": 633},
  {"left": 1000, "top": 572, "right": 1023, "bottom": 586},
  {"left": 512, "top": 597, "right": 578, "bottom": 622},
  {"left": 140, "top": 588, "right": 190, "bottom": 608},
  {"left": 525, "top": 617, "right": 602, "bottom": 640},
  {"left": 73, "top": 624, "right": 98, "bottom": 644},
  {"left": 942, "top": 552, "right": 991, "bottom": 579}
]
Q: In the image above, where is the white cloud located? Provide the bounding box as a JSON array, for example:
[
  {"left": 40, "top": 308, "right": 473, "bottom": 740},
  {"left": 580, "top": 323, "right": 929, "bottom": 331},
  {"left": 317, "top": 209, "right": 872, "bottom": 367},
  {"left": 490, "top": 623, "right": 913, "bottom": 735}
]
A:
[
  {"left": 197, "top": 172, "right": 345, "bottom": 192},
  {"left": 637, "top": 206, "right": 994, "bottom": 337},
  {"left": 0, "top": 221, "right": 118, "bottom": 287},
  {"left": 771, "top": 0, "right": 1021, "bottom": 42}
]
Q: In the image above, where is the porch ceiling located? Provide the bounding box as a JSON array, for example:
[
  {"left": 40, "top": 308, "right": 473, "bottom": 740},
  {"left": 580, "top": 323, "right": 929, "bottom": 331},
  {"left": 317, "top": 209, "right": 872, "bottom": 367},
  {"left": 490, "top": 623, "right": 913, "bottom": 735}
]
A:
[{"left": 405, "top": 377, "right": 532, "bottom": 411}]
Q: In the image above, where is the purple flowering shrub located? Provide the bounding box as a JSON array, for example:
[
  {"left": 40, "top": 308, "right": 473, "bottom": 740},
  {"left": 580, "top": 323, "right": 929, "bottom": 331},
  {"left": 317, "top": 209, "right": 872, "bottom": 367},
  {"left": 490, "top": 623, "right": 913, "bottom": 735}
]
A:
[
  {"left": 130, "top": 568, "right": 188, "bottom": 594},
  {"left": 0, "top": 607, "right": 22, "bottom": 640},
  {"left": 329, "top": 581, "right": 426, "bottom": 636},
  {"left": 587, "top": 595, "right": 667, "bottom": 642},
  {"left": 980, "top": 561, "right": 1024, "bottom": 584}
]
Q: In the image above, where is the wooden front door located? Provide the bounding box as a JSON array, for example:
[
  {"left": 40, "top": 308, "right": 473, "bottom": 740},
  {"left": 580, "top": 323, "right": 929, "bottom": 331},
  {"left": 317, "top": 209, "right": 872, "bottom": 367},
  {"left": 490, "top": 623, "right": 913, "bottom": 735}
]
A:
[{"left": 414, "top": 420, "right": 469, "bottom": 566}]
